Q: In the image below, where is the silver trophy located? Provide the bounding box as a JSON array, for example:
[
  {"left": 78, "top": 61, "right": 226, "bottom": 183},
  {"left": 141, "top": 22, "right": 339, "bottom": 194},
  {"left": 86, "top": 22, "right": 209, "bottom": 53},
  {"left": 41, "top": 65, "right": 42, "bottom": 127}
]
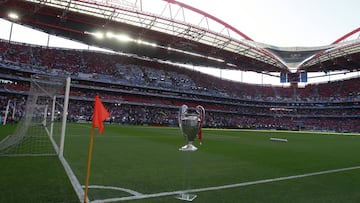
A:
[
  {"left": 178, "top": 104, "right": 205, "bottom": 151},
  {"left": 177, "top": 105, "right": 205, "bottom": 201}
]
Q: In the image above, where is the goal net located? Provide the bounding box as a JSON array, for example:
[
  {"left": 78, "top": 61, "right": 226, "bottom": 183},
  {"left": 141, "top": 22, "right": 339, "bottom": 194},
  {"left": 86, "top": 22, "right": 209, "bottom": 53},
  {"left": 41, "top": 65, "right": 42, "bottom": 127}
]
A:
[{"left": 0, "top": 75, "right": 70, "bottom": 156}]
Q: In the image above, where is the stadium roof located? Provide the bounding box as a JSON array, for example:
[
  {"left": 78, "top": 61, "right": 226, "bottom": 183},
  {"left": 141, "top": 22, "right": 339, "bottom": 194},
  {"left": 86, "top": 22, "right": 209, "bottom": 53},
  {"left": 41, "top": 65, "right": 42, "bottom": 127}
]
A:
[{"left": 0, "top": 0, "right": 359, "bottom": 75}]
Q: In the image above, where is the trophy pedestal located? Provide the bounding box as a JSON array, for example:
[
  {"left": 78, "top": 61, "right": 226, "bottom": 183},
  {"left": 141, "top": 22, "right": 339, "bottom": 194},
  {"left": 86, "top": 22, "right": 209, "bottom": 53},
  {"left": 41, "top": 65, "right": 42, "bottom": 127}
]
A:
[
  {"left": 179, "top": 143, "right": 198, "bottom": 151},
  {"left": 176, "top": 193, "right": 197, "bottom": 201}
]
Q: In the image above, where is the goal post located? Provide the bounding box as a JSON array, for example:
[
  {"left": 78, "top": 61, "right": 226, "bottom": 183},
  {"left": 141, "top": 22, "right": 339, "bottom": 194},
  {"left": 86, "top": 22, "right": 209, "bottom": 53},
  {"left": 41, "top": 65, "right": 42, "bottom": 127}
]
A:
[
  {"left": 0, "top": 75, "right": 71, "bottom": 157},
  {"left": 59, "top": 76, "right": 71, "bottom": 157}
]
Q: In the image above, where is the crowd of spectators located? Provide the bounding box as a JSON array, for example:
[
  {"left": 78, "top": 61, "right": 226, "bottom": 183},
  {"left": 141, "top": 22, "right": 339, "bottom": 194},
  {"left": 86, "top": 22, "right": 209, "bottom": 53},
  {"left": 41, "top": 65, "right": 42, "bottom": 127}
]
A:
[{"left": 1, "top": 40, "right": 359, "bottom": 133}]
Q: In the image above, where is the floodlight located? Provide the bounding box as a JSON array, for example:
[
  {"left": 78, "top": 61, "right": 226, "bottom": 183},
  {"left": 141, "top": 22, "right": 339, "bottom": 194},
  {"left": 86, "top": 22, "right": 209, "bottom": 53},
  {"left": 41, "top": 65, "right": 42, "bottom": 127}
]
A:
[
  {"left": 92, "top": 32, "right": 104, "bottom": 39},
  {"left": 144, "top": 41, "right": 156, "bottom": 47},
  {"left": 8, "top": 12, "right": 19, "bottom": 20},
  {"left": 136, "top": 39, "right": 143, "bottom": 44},
  {"left": 106, "top": 32, "right": 115, "bottom": 38},
  {"left": 115, "top": 34, "right": 132, "bottom": 42}
]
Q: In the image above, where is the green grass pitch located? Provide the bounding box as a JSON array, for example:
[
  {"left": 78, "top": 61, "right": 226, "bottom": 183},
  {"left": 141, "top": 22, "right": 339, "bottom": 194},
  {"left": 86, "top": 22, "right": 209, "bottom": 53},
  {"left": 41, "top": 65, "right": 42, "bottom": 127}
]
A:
[{"left": 1, "top": 123, "right": 360, "bottom": 202}]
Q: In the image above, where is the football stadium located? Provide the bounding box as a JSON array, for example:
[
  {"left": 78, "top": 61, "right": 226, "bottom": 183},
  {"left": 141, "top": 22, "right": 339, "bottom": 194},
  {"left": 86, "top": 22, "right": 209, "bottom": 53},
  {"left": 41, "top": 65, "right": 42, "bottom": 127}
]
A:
[{"left": 0, "top": 0, "right": 359, "bottom": 202}]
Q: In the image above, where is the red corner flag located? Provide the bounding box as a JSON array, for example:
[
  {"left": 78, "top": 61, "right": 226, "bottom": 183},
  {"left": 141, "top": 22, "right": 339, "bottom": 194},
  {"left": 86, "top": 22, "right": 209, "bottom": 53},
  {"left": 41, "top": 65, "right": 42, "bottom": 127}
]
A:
[
  {"left": 84, "top": 96, "right": 110, "bottom": 202},
  {"left": 92, "top": 96, "right": 110, "bottom": 134}
]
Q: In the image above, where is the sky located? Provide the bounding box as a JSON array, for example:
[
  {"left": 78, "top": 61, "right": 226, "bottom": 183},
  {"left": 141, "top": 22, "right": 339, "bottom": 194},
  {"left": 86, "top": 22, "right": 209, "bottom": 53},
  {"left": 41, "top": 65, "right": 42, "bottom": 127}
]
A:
[
  {"left": 0, "top": 0, "right": 359, "bottom": 85},
  {"left": 181, "top": 0, "right": 360, "bottom": 47}
]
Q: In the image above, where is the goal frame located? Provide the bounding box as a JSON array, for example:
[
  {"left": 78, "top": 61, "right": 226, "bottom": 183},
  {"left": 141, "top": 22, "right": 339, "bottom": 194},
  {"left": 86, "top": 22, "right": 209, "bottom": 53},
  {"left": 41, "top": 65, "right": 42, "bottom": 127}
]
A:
[{"left": 0, "top": 76, "right": 71, "bottom": 157}]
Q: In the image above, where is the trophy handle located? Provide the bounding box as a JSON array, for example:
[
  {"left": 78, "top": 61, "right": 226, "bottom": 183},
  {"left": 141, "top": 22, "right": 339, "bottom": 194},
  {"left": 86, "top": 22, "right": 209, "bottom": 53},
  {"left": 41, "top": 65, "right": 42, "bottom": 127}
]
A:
[
  {"left": 196, "top": 105, "right": 205, "bottom": 120},
  {"left": 179, "top": 104, "right": 188, "bottom": 133},
  {"left": 196, "top": 105, "right": 205, "bottom": 144}
]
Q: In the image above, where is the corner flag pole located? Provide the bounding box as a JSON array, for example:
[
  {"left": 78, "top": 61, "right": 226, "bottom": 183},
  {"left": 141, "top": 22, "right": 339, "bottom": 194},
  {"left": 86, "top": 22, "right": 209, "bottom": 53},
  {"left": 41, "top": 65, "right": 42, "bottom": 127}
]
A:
[
  {"left": 83, "top": 126, "right": 95, "bottom": 203},
  {"left": 83, "top": 96, "right": 110, "bottom": 203}
]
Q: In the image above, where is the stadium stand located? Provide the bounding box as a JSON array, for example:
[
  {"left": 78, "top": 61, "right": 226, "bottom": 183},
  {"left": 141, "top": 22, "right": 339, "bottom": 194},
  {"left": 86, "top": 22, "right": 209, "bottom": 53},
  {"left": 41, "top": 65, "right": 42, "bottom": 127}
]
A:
[{"left": 1, "top": 40, "right": 359, "bottom": 132}]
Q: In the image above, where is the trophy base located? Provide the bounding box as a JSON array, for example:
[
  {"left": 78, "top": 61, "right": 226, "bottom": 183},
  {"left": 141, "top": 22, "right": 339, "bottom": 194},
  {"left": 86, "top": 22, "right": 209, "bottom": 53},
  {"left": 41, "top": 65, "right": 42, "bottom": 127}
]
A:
[
  {"left": 179, "top": 144, "right": 197, "bottom": 151},
  {"left": 175, "top": 193, "right": 197, "bottom": 201}
]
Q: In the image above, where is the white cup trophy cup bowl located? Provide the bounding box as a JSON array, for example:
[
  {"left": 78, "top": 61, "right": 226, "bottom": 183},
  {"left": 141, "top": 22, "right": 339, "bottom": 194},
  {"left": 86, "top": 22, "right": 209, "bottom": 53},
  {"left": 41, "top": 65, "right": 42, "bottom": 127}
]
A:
[{"left": 179, "top": 104, "right": 205, "bottom": 151}]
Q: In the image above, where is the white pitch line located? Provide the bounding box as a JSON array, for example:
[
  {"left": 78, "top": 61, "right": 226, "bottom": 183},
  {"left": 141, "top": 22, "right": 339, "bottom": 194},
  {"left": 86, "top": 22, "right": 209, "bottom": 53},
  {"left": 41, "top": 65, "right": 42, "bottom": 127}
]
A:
[
  {"left": 92, "top": 165, "right": 360, "bottom": 203},
  {"left": 83, "top": 185, "right": 143, "bottom": 196}
]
